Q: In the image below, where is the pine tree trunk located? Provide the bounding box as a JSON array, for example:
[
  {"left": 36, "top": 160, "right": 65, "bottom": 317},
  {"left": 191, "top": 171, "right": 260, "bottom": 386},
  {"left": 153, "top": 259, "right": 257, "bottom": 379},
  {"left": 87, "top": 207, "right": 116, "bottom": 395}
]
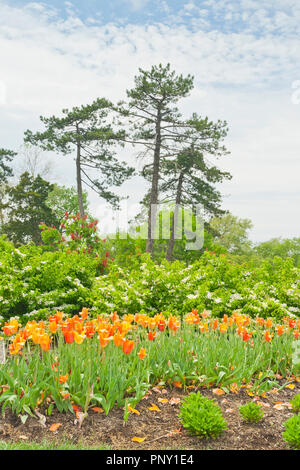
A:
[
  {"left": 166, "top": 172, "right": 184, "bottom": 261},
  {"left": 146, "top": 109, "right": 161, "bottom": 256},
  {"left": 75, "top": 126, "right": 84, "bottom": 217}
]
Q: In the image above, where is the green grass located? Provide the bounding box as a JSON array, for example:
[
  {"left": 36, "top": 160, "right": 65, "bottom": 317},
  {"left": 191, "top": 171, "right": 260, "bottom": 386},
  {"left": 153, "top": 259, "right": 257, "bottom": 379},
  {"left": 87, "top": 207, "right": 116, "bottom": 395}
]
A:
[{"left": 0, "top": 439, "right": 110, "bottom": 450}]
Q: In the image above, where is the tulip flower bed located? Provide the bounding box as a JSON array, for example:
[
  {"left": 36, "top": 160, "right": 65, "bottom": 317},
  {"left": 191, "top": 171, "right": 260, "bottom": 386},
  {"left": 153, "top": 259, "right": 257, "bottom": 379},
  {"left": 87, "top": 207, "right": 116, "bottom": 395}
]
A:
[{"left": 0, "top": 308, "right": 299, "bottom": 423}]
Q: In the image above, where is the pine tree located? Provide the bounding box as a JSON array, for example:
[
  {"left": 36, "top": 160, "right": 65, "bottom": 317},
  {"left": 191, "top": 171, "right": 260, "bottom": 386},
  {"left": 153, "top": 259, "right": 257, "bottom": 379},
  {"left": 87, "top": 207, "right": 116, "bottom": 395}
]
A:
[
  {"left": 159, "top": 140, "right": 232, "bottom": 260},
  {"left": 0, "top": 172, "right": 58, "bottom": 245},
  {"left": 24, "top": 98, "right": 134, "bottom": 215},
  {"left": 0, "top": 148, "right": 15, "bottom": 182},
  {"left": 0, "top": 148, "right": 16, "bottom": 226},
  {"left": 119, "top": 64, "right": 195, "bottom": 255}
]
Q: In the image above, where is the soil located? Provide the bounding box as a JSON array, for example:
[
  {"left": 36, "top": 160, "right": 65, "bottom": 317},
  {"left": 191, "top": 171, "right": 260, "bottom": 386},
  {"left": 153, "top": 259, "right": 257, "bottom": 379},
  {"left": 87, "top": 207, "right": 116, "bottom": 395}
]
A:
[{"left": 0, "top": 383, "right": 299, "bottom": 450}]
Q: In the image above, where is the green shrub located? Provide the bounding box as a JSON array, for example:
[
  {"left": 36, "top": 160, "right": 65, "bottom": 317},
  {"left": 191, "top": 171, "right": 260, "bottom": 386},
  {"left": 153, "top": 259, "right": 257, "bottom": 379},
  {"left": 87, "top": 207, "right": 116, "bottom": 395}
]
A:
[
  {"left": 0, "top": 236, "right": 299, "bottom": 323},
  {"left": 282, "top": 414, "right": 300, "bottom": 450},
  {"left": 239, "top": 402, "right": 264, "bottom": 423},
  {"left": 291, "top": 394, "right": 300, "bottom": 414},
  {"left": 90, "top": 252, "right": 300, "bottom": 319},
  {"left": 178, "top": 392, "right": 227, "bottom": 439}
]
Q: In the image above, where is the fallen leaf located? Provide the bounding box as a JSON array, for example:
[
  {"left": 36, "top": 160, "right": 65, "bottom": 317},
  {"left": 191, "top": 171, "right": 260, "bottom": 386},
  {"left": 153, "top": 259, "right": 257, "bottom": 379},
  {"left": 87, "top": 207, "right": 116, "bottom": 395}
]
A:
[
  {"left": 230, "top": 383, "right": 239, "bottom": 394},
  {"left": 247, "top": 391, "right": 254, "bottom": 397},
  {"left": 169, "top": 397, "right": 181, "bottom": 406},
  {"left": 173, "top": 381, "right": 182, "bottom": 388},
  {"left": 257, "top": 401, "right": 270, "bottom": 408},
  {"left": 148, "top": 404, "right": 160, "bottom": 412},
  {"left": 128, "top": 405, "right": 140, "bottom": 415},
  {"left": 167, "top": 428, "right": 182, "bottom": 436},
  {"left": 158, "top": 398, "right": 169, "bottom": 404},
  {"left": 285, "top": 384, "right": 295, "bottom": 390},
  {"left": 273, "top": 403, "right": 285, "bottom": 410},
  {"left": 213, "top": 388, "right": 225, "bottom": 395},
  {"left": 152, "top": 386, "right": 162, "bottom": 394},
  {"left": 225, "top": 408, "right": 235, "bottom": 413},
  {"left": 132, "top": 436, "right": 146, "bottom": 443},
  {"left": 18, "top": 435, "right": 29, "bottom": 440},
  {"left": 92, "top": 407, "right": 104, "bottom": 414},
  {"left": 49, "top": 423, "right": 62, "bottom": 432}
]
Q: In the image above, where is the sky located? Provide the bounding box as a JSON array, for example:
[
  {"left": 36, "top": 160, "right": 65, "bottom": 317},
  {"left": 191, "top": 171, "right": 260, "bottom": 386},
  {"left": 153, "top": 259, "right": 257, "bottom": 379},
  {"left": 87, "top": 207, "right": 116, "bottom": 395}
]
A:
[{"left": 0, "top": 0, "right": 300, "bottom": 241}]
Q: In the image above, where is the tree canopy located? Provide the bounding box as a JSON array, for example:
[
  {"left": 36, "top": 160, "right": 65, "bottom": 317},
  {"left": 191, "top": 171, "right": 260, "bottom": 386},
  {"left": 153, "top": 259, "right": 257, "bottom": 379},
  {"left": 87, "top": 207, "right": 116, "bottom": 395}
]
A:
[
  {"left": 0, "top": 172, "right": 58, "bottom": 245},
  {"left": 24, "top": 98, "right": 134, "bottom": 215}
]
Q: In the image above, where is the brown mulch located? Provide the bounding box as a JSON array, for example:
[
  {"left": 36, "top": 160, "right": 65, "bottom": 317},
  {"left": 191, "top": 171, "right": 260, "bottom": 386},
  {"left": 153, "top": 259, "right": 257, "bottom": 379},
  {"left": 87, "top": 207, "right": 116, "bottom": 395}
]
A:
[{"left": 0, "top": 383, "right": 299, "bottom": 450}]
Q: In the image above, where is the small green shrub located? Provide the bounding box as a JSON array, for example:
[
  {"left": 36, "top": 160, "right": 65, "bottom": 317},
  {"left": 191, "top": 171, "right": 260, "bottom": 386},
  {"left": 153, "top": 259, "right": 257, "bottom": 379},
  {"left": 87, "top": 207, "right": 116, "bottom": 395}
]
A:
[
  {"left": 239, "top": 402, "right": 264, "bottom": 423},
  {"left": 291, "top": 394, "right": 300, "bottom": 414},
  {"left": 178, "top": 392, "right": 227, "bottom": 439},
  {"left": 282, "top": 414, "right": 300, "bottom": 450}
]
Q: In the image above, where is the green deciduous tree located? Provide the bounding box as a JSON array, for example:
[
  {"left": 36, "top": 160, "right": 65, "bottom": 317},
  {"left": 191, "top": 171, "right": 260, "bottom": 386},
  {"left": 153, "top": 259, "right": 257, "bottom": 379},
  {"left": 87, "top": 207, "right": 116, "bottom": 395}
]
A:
[
  {"left": 46, "top": 184, "right": 89, "bottom": 222},
  {"left": 255, "top": 237, "right": 300, "bottom": 267},
  {"left": 24, "top": 98, "right": 134, "bottom": 215},
  {"left": 210, "top": 213, "right": 253, "bottom": 254}
]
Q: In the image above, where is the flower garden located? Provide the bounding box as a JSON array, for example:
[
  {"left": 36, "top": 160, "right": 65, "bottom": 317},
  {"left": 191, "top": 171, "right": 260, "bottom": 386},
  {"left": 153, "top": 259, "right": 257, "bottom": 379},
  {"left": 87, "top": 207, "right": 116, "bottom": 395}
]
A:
[
  {"left": 1, "top": 304, "right": 300, "bottom": 449},
  {"left": 0, "top": 224, "right": 300, "bottom": 450}
]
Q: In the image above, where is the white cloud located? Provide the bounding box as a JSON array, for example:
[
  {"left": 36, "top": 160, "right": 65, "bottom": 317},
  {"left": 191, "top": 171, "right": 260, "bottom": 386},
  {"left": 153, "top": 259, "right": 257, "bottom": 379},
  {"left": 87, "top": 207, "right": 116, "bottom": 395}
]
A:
[
  {"left": 0, "top": 1, "right": 299, "bottom": 241},
  {"left": 126, "top": 0, "right": 149, "bottom": 11}
]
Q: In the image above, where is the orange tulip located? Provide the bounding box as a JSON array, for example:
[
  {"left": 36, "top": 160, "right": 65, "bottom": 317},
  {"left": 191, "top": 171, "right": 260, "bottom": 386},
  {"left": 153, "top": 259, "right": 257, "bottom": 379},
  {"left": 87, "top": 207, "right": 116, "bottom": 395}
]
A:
[
  {"left": 110, "top": 311, "right": 119, "bottom": 322},
  {"left": 168, "top": 315, "right": 180, "bottom": 332},
  {"left": 49, "top": 321, "right": 57, "bottom": 334},
  {"left": 264, "top": 330, "right": 273, "bottom": 342},
  {"left": 138, "top": 348, "right": 147, "bottom": 360},
  {"left": 2, "top": 319, "right": 20, "bottom": 336},
  {"left": 265, "top": 319, "right": 273, "bottom": 329},
  {"left": 80, "top": 307, "right": 89, "bottom": 320},
  {"left": 98, "top": 331, "right": 111, "bottom": 348},
  {"left": 256, "top": 317, "right": 265, "bottom": 327},
  {"left": 148, "top": 331, "right": 156, "bottom": 341},
  {"left": 242, "top": 330, "right": 252, "bottom": 342},
  {"left": 158, "top": 319, "right": 166, "bottom": 331},
  {"left": 219, "top": 322, "right": 228, "bottom": 333},
  {"left": 276, "top": 325, "right": 284, "bottom": 336},
  {"left": 74, "top": 331, "right": 85, "bottom": 345},
  {"left": 59, "top": 373, "right": 69, "bottom": 384},
  {"left": 113, "top": 332, "right": 124, "bottom": 347},
  {"left": 122, "top": 339, "right": 134, "bottom": 354},
  {"left": 64, "top": 331, "right": 75, "bottom": 344},
  {"left": 199, "top": 322, "right": 208, "bottom": 334},
  {"left": 40, "top": 334, "right": 51, "bottom": 352}
]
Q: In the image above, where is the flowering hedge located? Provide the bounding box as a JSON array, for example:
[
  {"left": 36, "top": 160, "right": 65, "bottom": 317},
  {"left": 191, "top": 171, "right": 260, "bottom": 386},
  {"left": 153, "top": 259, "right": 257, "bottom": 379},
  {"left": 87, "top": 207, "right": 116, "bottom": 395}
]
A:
[
  {"left": 89, "top": 253, "right": 300, "bottom": 320},
  {"left": 0, "top": 239, "right": 299, "bottom": 327}
]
